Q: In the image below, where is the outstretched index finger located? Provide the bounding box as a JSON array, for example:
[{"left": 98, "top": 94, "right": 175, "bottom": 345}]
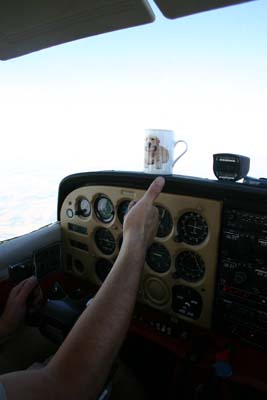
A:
[{"left": 143, "top": 176, "right": 165, "bottom": 204}]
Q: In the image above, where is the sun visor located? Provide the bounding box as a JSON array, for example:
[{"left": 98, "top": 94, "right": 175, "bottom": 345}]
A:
[
  {"left": 153, "top": 0, "right": 255, "bottom": 19},
  {"left": 0, "top": 0, "right": 154, "bottom": 60}
]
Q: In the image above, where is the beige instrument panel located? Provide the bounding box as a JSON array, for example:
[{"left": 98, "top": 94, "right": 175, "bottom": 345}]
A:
[{"left": 60, "top": 185, "right": 222, "bottom": 329}]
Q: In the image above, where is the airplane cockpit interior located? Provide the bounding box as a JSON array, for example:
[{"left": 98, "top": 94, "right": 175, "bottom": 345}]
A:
[{"left": 0, "top": 1, "right": 267, "bottom": 399}]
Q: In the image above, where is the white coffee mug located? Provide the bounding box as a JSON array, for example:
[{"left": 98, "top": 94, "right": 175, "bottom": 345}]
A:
[{"left": 144, "top": 129, "right": 188, "bottom": 174}]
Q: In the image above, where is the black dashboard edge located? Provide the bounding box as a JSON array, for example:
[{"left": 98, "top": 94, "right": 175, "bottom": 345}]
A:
[{"left": 57, "top": 170, "right": 267, "bottom": 221}]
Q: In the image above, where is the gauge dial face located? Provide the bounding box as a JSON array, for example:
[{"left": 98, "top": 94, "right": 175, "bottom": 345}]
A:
[
  {"left": 175, "top": 251, "right": 205, "bottom": 282},
  {"left": 95, "top": 196, "right": 114, "bottom": 223},
  {"left": 117, "top": 200, "right": 130, "bottom": 225},
  {"left": 156, "top": 206, "right": 173, "bottom": 238},
  {"left": 177, "top": 212, "right": 208, "bottom": 245},
  {"left": 172, "top": 285, "right": 202, "bottom": 320},
  {"left": 95, "top": 228, "right": 116, "bottom": 255},
  {"left": 146, "top": 243, "right": 171, "bottom": 273},
  {"left": 95, "top": 258, "right": 113, "bottom": 282},
  {"left": 76, "top": 198, "right": 91, "bottom": 217}
]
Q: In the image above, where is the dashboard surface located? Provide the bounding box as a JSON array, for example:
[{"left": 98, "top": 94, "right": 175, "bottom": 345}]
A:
[
  {"left": 58, "top": 171, "right": 267, "bottom": 348},
  {"left": 61, "top": 184, "right": 222, "bottom": 329}
]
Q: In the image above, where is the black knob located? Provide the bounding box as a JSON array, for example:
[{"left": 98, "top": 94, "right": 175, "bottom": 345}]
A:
[{"left": 234, "top": 271, "right": 247, "bottom": 285}]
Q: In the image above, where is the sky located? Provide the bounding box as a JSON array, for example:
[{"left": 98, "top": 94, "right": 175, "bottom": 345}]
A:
[{"left": 0, "top": 0, "right": 267, "bottom": 239}]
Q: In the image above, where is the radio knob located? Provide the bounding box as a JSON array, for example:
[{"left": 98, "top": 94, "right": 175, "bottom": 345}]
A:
[
  {"left": 227, "top": 211, "right": 236, "bottom": 222},
  {"left": 237, "top": 235, "right": 253, "bottom": 257},
  {"left": 234, "top": 271, "right": 247, "bottom": 285}
]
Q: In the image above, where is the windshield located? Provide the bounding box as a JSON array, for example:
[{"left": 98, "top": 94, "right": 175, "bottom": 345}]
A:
[{"left": 0, "top": 0, "right": 266, "bottom": 240}]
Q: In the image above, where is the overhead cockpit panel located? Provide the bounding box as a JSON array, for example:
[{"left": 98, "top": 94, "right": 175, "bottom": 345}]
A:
[
  {"left": 153, "top": 0, "right": 255, "bottom": 19},
  {"left": 0, "top": 0, "right": 154, "bottom": 60}
]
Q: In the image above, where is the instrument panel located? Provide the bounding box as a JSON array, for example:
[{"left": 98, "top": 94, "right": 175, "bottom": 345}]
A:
[{"left": 60, "top": 184, "right": 222, "bottom": 329}]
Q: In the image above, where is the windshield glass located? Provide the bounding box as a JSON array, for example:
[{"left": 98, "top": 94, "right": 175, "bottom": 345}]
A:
[{"left": 0, "top": 0, "right": 266, "bottom": 240}]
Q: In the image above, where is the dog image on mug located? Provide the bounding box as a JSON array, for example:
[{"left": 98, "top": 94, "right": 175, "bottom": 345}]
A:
[
  {"left": 144, "top": 135, "right": 169, "bottom": 169},
  {"left": 144, "top": 129, "right": 188, "bottom": 175}
]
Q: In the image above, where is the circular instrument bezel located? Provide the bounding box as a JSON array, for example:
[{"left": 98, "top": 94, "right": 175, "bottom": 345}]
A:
[
  {"left": 172, "top": 285, "right": 203, "bottom": 320},
  {"left": 117, "top": 200, "right": 131, "bottom": 225},
  {"left": 95, "top": 228, "right": 116, "bottom": 255},
  {"left": 175, "top": 250, "right": 205, "bottom": 282},
  {"left": 177, "top": 211, "right": 208, "bottom": 245},
  {"left": 146, "top": 242, "right": 171, "bottom": 273},
  {"left": 75, "top": 197, "right": 91, "bottom": 218},
  {"left": 94, "top": 195, "right": 115, "bottom": 223}
]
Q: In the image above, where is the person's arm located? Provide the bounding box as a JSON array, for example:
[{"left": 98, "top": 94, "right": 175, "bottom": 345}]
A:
[{"left": 0, "top": 176, "right": 165, "bottom": 400}]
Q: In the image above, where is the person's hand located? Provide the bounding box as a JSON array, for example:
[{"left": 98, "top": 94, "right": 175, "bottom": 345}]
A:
[
  {"left": 123, "top": 176, "right": 165, "bottom": 248},
  {"left": 0, "top": 276, "right": 43, "bottom": 336}
]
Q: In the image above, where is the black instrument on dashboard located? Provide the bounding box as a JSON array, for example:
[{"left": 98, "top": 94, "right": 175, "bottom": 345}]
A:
[
  {"left": 213, "top": 153, "right": 250, "bottom": 182},
  {"left": 75, "top": 197, "right": 91, "bottom": 217},
  {"left": 176, "top": 212, "right": 208, "bottom": 245},
  {"left": 175, "top": 251, "right": 205, "bottom": 283},
  {"left": 156, "top": 206, "right": 173, "bottom": 238},
  {"left": 95, "top": 258, "right": 114, "bottom": 282},
  {"left": 94, "top": 196, "right": 115, "bottom": 223},
  {"left": 215, "top": 206, "right": 267, "bottom": 348},
  {"left": 146, "top": 243, "right": 171, "bottom": 273},
  {"left": 117, "top": 200, "right": 130, "bottom": 225},
  {"left": 95, "top": 228, "right": 116, "bottom": 255},
  {"left": 172, "top": 286, "right": 202, "bottom": 320}
]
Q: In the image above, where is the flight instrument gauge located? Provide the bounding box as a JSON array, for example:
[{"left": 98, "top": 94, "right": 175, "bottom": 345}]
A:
[
  {"left": 95, "top": 258, "right": 113, "bottom": 282},
  {"left": 175, "top": 251, "right": 205, "bottom": 282},
  {"left": 146, "top": 243, "right": 171, "bottom": 273},
  {"left": 117, "top": 200, "right": 131, "bottom": 225},
  {"left": 95, "top": 228, "right": 116, "bottom": 255},
  {"left": 94, "top": 196, "right": 114, "bottom": 223},
  {"left": 172, "top": 285, "right": 202, "bottom": 320},
  {"left": 177, "top": 212, "right": 208, "bottom": 245},
  {"left": 156, "top": 206, "right": 173, "bottom": 238},
  {"left": 76, "top": 198, "right": 91, "bottom": 217}
]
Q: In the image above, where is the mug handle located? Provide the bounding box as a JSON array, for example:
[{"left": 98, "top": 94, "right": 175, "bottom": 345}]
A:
[{"left": 172, "top": 140, "right": 188, "bottom": 167}]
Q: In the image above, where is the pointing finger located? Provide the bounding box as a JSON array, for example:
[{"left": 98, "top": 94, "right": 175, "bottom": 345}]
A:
[{"left": 143, "top": 176, "right": 165, "bottom": 204}]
